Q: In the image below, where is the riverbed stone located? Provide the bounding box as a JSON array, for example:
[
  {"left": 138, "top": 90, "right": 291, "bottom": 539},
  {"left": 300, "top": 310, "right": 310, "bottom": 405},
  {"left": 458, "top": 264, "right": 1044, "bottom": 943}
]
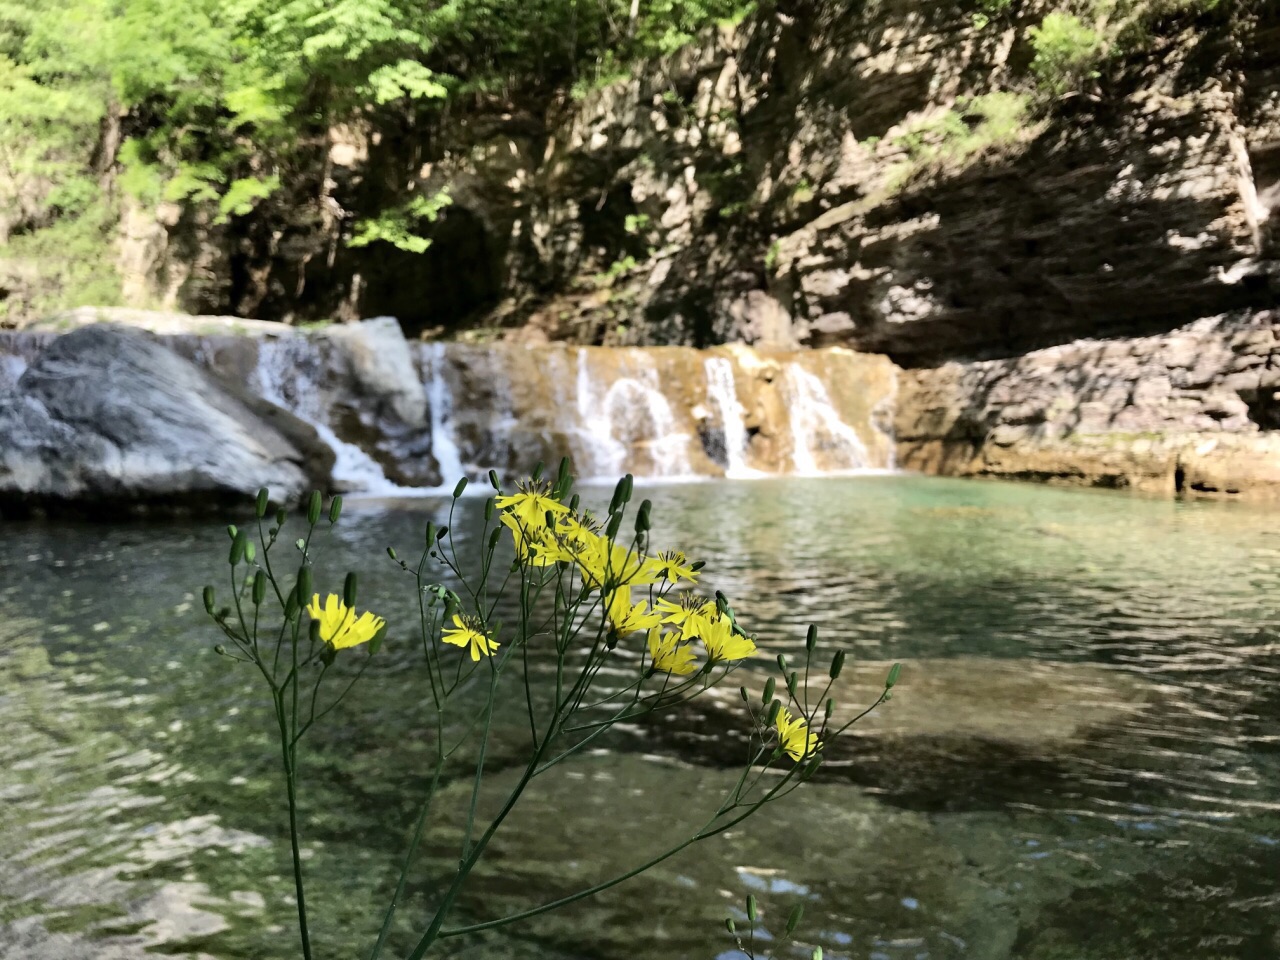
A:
[{"left": 0, "top": 325, "right": 325, "bottom": 515}]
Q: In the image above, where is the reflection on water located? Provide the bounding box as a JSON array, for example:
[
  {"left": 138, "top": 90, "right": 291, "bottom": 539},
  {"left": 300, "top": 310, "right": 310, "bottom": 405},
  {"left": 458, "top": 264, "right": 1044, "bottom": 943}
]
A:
[{"left": 3, "top": 476, "right": 1280, "bottom": 959}]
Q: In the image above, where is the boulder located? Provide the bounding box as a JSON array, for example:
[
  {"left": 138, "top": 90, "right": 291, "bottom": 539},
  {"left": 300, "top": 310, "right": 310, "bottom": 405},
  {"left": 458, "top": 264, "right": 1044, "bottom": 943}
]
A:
[{"left": 0, "top": 325, "right": 329, "bottom": 516}]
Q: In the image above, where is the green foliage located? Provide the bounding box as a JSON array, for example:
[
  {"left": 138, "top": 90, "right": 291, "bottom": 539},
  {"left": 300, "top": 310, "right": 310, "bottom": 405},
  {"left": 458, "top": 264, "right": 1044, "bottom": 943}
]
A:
[
  {"left": 894, "top": 92, "right": 1030, "bottom": 165},
  {"left": 348, "top": 191, "right": 453, "bottom": 254},
  {"left": 1028, "top": 11, "right": 1105, "bottom": 96}
]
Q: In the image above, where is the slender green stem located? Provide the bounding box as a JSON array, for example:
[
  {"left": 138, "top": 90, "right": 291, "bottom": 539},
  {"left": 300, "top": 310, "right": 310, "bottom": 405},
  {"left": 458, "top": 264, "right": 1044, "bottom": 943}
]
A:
[{"left": 277, "top": 694, "right": 314, "bottom": 960}]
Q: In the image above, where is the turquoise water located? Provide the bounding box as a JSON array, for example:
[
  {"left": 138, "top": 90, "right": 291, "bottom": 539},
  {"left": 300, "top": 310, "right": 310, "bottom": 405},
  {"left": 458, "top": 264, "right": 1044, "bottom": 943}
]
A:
[{"left": 3, "top": 475, "right": 1280, "bottom": 959}]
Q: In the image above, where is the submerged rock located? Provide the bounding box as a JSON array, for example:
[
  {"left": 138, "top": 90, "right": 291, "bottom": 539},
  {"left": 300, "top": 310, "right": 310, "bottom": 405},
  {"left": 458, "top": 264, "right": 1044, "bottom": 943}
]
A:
[{"left": 0, "top": 325, "right": 329, "bottom": 516}]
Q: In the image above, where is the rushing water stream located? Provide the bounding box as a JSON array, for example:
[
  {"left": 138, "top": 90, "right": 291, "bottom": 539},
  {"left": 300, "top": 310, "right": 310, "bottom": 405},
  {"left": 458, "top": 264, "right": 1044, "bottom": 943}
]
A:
[{"left": 3, "top": 475, "right": 1280, "bottom": 960}]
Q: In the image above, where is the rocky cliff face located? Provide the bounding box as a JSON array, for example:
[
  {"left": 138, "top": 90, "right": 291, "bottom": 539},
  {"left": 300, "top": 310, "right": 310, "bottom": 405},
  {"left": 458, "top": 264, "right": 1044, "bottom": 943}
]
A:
[{"left": 12, "top": 1, "right": 1280, "bottom": 500}]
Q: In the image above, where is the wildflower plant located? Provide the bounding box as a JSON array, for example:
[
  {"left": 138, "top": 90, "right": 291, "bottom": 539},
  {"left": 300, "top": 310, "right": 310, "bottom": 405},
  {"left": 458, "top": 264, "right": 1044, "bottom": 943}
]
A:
[{"left": 203, "top": 460, "right": 898, "bottom": 959}]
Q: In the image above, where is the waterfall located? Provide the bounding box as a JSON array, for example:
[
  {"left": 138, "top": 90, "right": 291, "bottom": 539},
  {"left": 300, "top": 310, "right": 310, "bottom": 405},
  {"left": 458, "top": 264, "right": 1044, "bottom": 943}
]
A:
[
  {"left": 422, "top": 343, "right": 467, "bottom": 487},
  {"left": 784, "top": 362, "right": 872, "bottom": 475},
  {"left": 254, "top": 337, "right": 417, "bottom": 497},
  {"left": 571, "top": 349, "right": 695, "bottom": 481},
  {"left": 1, "top": 355, "right": 26, "bottom": 392},
  {"left": 703, "top": 356, "right": 761, "bottom": 478}
]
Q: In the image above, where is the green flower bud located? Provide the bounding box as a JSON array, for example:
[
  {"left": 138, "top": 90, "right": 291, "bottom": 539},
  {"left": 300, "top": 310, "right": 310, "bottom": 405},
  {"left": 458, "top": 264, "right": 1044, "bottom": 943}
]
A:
[
  {"left": 307, "top": 491, "right": 322, "bottom": 526},
  {"left": 605, "top": 512, "right": 622, "bottom": 541},
  {"left": 488, "top": 469, "right": 500, "bottom": 491},
  {"left": 485, "top": 498, "right": 495, "bottom": 521},
  {"left": 268, "top": 526, "right": 278, "bottom": 537},
  {"left": 436, "top": 525, "right": 449, "bottom": 542},
  {"left": 544, "top": 509, "right": 556, "bottom": 530},
  {"left": 328, "top": 495, "right": 343, "bottom": 524},
  {"left": 216, "top": 606, "right": 231, "bottom": 621},
  {"left": 825, "top": 697, "right": 834, "bottom": 719},
  {"left": 557, "top": 456, "right": 571, "bottom": 485},
  {"left": 690, "top": 560, "right": 706, "bottom": 572},
  {"left": 787, "top": 671, "right": 798, "bottom": 697},
  {"left": 452, "top": 477, "right": 468, "bottom": 499},
  {"left": 229, "top": 531, "right": 247, "bottom": 566},
  {"left": 765, "top": 699, "right": 782, "bottom": 726},
  {"left": 739, "top": 686, "right": 749, "bottom": 702},
  {"left": 226, "top": 524, "right": 238, "bottom": 540},
  {"left": 202, "top": 586, "right": 216, "bottom": 613},
  {"left": 255, "top": 487, "right": 270, "bottom": 518},
  {"left": 786, "top": 903, "right": 804, "bottom": 936},
  {"left": 369, "top": 624, "right": 386, "bottom": 655},
  {"left": 531, "top": 460, "right": 545, "bottom": 481},
  {"left": 829, "top": 650, "right": 845, "bottom": 680},
  {"left": 806, "top": 623, "right": 818, "bottom": 652},
  {"left": 568, "top": 493, "right": 581, "bottom": 512},
  {"left": 488, "top": 527, "right": 501, "bottom": 551},
  {"left": 252, "top": 570, "right": 266, "bottom": 605},
  {"left": 276, "top": 507, "right": 287, "bottom": 527},
  {"left": 425, "top": 522, "right": 436, "bottom": 546},
  {"left": 284, "top": 590, "right": 299, "bottom": 621},
  {"left": 296, "top": 565, "right": 312, "bottom": 603},
  {"left": 244, "top": 540, "right": 256, "bottom": 564},
  {"left": 725, "top": 918, "right": 736, "bottom": 935},
  {"left": 886, "top": 662, "right": 901, "bottom": 689},
  {"left": 343, "top": 571, "right": 358, "bottom": 608},
  {"left": 387, "top": 546, "right": 398, "bottom": 561},
  {"left": 746, "top": 895, "right": 758, "bottom": 923},
  {"left": 214, "top": 644, "right": 227, "bottom": 656},
  {"left": 762, "top": 676, "right": 776, "bottom": 704},
  {"left": 635, "top": 499, "right": 652, "bottom": 534},
  {"left": 776, "top": 653, "right": 788, "bottom": 675},
  {"left": 813, "top": 948, "right": 823, "bottom": 960}
]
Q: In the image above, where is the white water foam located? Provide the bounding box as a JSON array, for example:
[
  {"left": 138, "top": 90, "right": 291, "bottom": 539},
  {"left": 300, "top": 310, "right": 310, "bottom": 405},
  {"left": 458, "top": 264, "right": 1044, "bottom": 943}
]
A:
[
  {"left": 703, "top": 356, "right": 766, "bottom": 478},
  {"left": 422, "top": 343, "right": 467, "bottom": 487}
]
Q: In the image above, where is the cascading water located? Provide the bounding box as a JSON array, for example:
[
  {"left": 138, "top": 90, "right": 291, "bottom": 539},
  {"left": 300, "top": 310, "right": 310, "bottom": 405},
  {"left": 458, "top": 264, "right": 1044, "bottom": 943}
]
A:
[
  {"left": 254, "top": 337, "right": 416, "bottom": 496},
  {"left": 422, "top": 343, "right": 467, "bottom": 487},
  {"left": 703, "top": 356, "right": 762, "bottom": 478},
  {"left": 783, "top": 362, "right": 872, "bottom": 475}
]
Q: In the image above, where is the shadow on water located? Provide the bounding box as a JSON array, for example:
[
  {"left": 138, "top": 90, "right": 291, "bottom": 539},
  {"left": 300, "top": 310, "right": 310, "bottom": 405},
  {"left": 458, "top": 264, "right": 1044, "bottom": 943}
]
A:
[{"left": 4, "top": 475, "right": 1280, "bottom": 959}]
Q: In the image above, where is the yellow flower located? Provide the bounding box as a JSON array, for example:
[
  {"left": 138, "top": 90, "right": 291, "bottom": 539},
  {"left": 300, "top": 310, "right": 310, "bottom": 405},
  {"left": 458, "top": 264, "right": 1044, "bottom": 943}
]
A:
[
  {"left": 646, "top": 627, "right": 698, "bottom": 676},
  {"left": 306, "top": 594, "right": 386, "bottom": 650},
  {"left": 577, "top": 535, "right": 660, "bottom": 592},
  {"left": 645, "top": 549, "right": 699, "bottom": 584},
  {"left": 501, "top": 513, "right": 562, "bottom": 567},
  {"left": 699, "top": 614, "right": 757, "bottom": 662},
  {"left": 654, "top": 594, "right": 718, "bottom": 641},
  {"left": 775, "top": 707, "right": 820, "bottom": 761},
  {"left": 605, "top": 586, "right": 662, "bottom": 636},
  {"left": 441, "top": 614, "right": 500, "bottom": 661},
  {"left": 494, "top": 478, "right": 569, "bottom": 533}
]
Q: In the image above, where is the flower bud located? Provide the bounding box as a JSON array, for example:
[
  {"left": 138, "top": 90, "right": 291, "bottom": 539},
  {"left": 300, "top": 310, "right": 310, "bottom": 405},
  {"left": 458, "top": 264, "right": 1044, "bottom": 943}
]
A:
[
  {"left": 436, "top": 525, "right": 449, "bottom": 542},
  {"left": 609, "top": 474, "right": 632, "bottom": 514},
  {"left": 690, "top": 560, "right": 706, "bottom": 572},
  {"left": 605, "top": 512, "right": 622, "bottom": 541},
  {"left": 343, "top": 571, "right": 358, "bottom": 608},
  {"left": 635, "top": 499, "right": 651, "bottom": 534},
  {"left": 202, "top": 586, "right": 216, "bottom": 614},
  {"left": 255, "top": 487, "right": 270, "bottom": 518},
  {"left": 531, "top": 460, "right": 545, "bottom": 481},
  {"left": 776, "top": 653, "right": 788, "bottom": 675},
  {"left": 307, "top": 491, "right": 322, "bottom": 526},
  {"left": 296, "top": 565, "right": 312, "bottom": 603},
  {"left": 369, "top": 624, "right": 386, "bottom": 655},
  {"left": 268, "top": 526, "right": 278, "bottom": 537},
  {"left": 214, "top": 644, "right": 227, "bottom": 656},
  {"left": 425, "top": 522, "right": 436, "bottom": 546},
  {"left": 825, "top": 697, "right": 834, "bottom": 719},
  {"left": 568, "top": 493, "right": 581, "bottom": 512},
  {"left": 226, "top": 524, "right": 238, "bottom": 540},
  {"left": 806, "top": 623, "right": 818, "bottom": 653},
  {"left": 787, "top": 671, "right": 799, "bottom": 697},
  {"left": 485, "top": 497, "right": 495, "bottom": 521},
  {"left": 284, "top": 590, "right": 299, "bottom": 621},
  {"left": 252, "top": 570, "right": 266, "bottom": 605},
  {"left": 295, "top": 538, "right": 306, "bottom": 552},
  {"left": 746, "top": 895, "right": 758, "bottom": 923},
  {"left": 829, "top": 650, "right": 845, "bottom": 680},
  {"left": 488, "top": 469, "right": 500, "bottom": 491},
  {"left": 488, "top": 528, "right": 501, "bottom": 551},
  {"left": 452, "top": 477, "right": 468, "bottom": 499},
  {"left": 229, "top": 530, "right": 247, "bottom": 566},
  {"left": 886, "top": 662, "right": 901, "bottom": 689},
  {"left": 557, "top": 456, "right": 571, "bottom": 486},
  {"left": 813, "top": 949, "right": 823, "bottom": 960},
  {"left": 328, "top": 495, "right": 343, "bottom": 524},
  {"left": 387, "top": 546, "right": 398, "bottom": 561},
  {"left": 762, "top": 677, "right": 776, "bottom": 704},
  {"left": 725, "top": 918, "right": 736, "bottom": 935},
  {"left": 544, "top": 509, "right": 556, "bottom": 530},
  {"left": 244, "top": 540, "right": 256, "bottom": 564},
  {"left": 786, "top": 903, "right": 804, "bottom": 936},
  {"left": 276, "top": 507, "right": 287, "bottom": 527},
  {"left": 765, "top": 699, "right": 782, "bottom": 726},
  {"left": 739, "top": 686, "right": 749, "bottom": 702}
]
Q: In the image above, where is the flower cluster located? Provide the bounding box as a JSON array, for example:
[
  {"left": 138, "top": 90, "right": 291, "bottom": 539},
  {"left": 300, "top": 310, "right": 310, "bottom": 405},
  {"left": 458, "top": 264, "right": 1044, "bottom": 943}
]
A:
[{"left": 495, "top": 478, "right": 760, "bottom": 678}]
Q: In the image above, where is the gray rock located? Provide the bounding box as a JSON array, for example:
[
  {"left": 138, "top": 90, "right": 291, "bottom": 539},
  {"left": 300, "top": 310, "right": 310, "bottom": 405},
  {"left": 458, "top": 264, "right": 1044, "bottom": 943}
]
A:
[{"left": 0, "top": 325, "right": 326, "bottom": 515}]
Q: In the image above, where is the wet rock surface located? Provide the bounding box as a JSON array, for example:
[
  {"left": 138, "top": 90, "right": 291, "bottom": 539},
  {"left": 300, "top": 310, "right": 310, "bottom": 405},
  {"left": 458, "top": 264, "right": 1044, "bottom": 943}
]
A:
[{"left": 0, "top": 326, "right": 326, "bottom": 516}]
